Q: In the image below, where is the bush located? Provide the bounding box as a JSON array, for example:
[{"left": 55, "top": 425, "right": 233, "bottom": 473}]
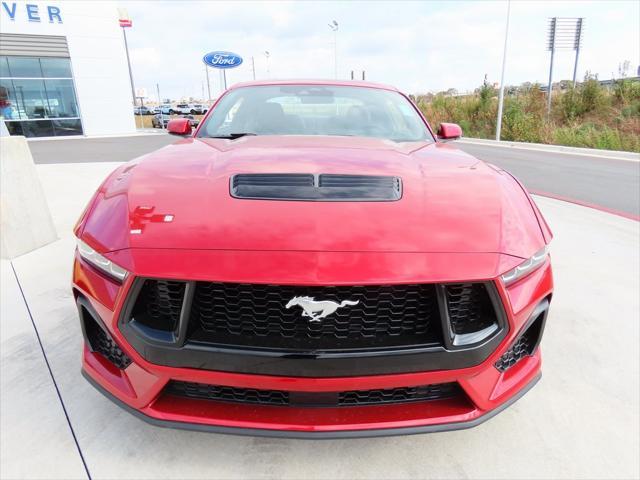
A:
[
  {"left": 416, "top": 76, "right": 639, "bottom": 152},
  {"left": 579, "top": 74, "right": 608, "bottom": 114},
  {"left": 554, "top": 124, "right": 639, "bottom": 152},
  {"left": 614, "top": 79, "right": 640, "bottom": 104}
]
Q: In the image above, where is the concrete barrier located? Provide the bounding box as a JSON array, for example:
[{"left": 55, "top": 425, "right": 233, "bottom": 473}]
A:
[{"left": 1, "top": 135, "right": 57, "bottom": 259}]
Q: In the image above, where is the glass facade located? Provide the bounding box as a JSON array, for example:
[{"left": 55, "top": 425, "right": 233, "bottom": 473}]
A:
[{"left": 0, "top": 55, "right": 83, "bottom": 137}]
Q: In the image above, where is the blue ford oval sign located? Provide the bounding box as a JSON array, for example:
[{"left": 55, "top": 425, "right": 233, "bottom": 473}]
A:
[{"left": 203, "top": 51, "right": 243, "bottom": 69}]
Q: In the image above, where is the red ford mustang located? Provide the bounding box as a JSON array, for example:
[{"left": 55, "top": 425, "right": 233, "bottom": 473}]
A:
[{"left": 73, "top": 80, "right": 553, "bottom": 438}]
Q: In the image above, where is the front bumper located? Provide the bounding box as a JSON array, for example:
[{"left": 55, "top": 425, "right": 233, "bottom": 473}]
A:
[{"left": 74, "top": 250, "right": 553, "bottom": 437}]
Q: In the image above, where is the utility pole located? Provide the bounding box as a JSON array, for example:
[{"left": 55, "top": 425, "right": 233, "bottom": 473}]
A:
[
  {"left": 251, "top": 56, "right": 256, "bottom": 80},
  {"left": 495, "top": 0, "right": 511, "bottom": 141},
  {"left": 328, "top": 20, "right": 338, "bottom": 79}
]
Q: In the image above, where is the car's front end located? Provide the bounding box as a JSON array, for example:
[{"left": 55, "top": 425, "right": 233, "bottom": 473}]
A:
[{"left": 75, "top": 80, "right": 553, "bottom": 437}]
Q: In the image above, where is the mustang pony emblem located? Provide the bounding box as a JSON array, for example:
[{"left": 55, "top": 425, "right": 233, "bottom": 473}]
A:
[{"left": 285, "top": 296, "right": 360, "bottom": 322}]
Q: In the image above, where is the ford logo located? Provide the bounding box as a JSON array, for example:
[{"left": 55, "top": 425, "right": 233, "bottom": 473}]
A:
[{"left": 202, "top": 51, "right": 243, "bottom": 69}]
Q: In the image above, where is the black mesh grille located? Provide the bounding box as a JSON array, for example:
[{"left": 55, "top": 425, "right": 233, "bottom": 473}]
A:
[
  {"left": 165, "top": 380, "right": 461, "bottom": 407},
  {"left": 83, "top": 307, "right": 131, "bottom": 369},
  {"left": 495, "top": 310, "right": 545, "bottom": 372},
  {"left": 495, "top": 335, "right": 531, "bottom": 372},
  {"left": 338, "top": 383, "right": 461, "bottom": 406},
  {"left": 128, "top": 280, "right": 503, "bottom": 354},
  {"left": 188, "top": 283, "right": 441, "bottom": 351},
  {"left": 446, "top": 283, "right": 497, "bottom": 335},
  {"left": 166, "top": 381, "right": 289, "bottom": 406},
  {"left": 131, "top": 280, "right": 185, "bottom": 331}
]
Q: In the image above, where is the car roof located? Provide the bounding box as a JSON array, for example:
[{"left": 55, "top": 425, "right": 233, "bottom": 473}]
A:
[{"left": 229, "top": 79, "right": 400, "bottom": 93}]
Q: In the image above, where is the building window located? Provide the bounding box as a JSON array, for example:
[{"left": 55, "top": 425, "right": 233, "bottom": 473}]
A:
[{"left": 0, "top": 55, "right": 82, "bottom": 137}]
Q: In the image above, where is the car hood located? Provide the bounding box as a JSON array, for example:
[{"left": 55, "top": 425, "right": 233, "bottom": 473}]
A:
[{"left": 81, "top": 136, "right": 544, "bottom": 258}]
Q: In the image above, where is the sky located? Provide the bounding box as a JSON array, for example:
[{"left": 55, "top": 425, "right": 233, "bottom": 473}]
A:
[{"left": 121, "top": 0, "right": 640, "bottom": 102}]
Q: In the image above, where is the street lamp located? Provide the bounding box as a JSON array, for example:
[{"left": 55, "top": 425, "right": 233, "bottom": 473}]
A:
[
  {"left": 495, "top": 0, "right": 511, "bottom": 141},
  {"left": 264, "top": 50, "right": 270, "bottom": 78},
  {"left": 328, "top": 20, "right": 338, "bottom": 79}
]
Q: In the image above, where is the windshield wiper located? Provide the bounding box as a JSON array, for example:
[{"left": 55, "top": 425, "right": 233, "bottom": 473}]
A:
[{"left": 210, "top": 132, "right": 257, "bottom": 139}]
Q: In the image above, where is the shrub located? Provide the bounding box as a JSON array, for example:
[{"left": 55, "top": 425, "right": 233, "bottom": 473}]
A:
[{"left": 416, "top": 77, "right": 639, "bottom": 152}]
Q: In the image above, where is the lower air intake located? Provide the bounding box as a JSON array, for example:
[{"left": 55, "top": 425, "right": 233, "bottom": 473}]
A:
[
  {"left": 81, "top": 304, "right": 131, "bottom": 369},
  {"left": 164, "top": 380, "right": 462, "bottom": 407},
  {"left": 495, "top": 300, "right": 548, "bottom": 372}
]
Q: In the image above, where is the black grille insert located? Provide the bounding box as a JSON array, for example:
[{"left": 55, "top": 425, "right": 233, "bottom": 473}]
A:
[
  {"left": 164, "top": 380, "right": 462, "bottom": 407},
  {"left": 230, "top": 173, "right": 402, "bottom": 201},
  {"left": 187, "top": 283, "right": 441, "bottom": 351},
  {"left": 338, "top": 383, "right": 462, "bottom": 406},
  {"left": 495, "top": 302, "right": 547, "bottom": 372},
  {"left": 446, "top": 283, "right": 497, "bottom": 335},
  {"left": 82, "top": 305, "right": 131, "bottom": 369},
  {"left": 131, "top": 280, "right": 185, "bottom": 332}
]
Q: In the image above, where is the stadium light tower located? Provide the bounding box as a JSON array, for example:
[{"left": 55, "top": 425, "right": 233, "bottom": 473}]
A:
[
  {"left": 328, "top": 20, "right": 339, "bottom": 79},
  {"left": 546, "top": 17, "right": 584, "bottom": 116}
]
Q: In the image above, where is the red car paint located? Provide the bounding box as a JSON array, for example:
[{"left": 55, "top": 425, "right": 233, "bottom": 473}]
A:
[{"left": 74, "top": 80, "right": 553, "bottom": 437}]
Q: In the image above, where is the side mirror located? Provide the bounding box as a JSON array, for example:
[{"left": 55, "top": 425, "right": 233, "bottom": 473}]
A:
[
  {"left": 167, "top": 118, "right": 192, "bottom": 136},
  {"left": 437, "top": 122, "right": 462, "bottom": 140}
]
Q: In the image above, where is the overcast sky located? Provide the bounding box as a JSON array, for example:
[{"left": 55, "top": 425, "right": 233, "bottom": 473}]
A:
[{"left": 121, "top": 0, "right": 640, "bottom": 101}]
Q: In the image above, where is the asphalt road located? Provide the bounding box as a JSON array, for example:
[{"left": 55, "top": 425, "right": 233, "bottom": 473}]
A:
[
  {"left": 455, "top": 142, "right": 640, "bottom": 218},
  {"left": 28, "top": 134, "right": 640, "bottom": 217}
]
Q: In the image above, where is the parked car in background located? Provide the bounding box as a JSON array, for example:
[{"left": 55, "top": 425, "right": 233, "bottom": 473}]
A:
[
  {"left": 180, "top": 114, "right": 200, "bottom": 127},
  {"left": 173, "top": 103, "right": 194, "bottom": 114},
  {"left": 191, "top": 104, "right": 207, "bottom": 114},
  {"left": 151, "top": 114, "right": 171, "bottom": 128},
  {"left": 133, "top": 106, "right": 153, "bottom": 115},
  {"left": 156, "top": 104, "right": 172, "bottom": 115}
]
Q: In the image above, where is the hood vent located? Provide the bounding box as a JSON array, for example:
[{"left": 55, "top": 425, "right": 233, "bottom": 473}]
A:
[{"left": 230, "top": 173, "right": 402, "bottom": 202}]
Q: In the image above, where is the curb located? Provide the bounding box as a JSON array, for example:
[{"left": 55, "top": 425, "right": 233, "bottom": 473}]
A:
[
  {"left": 455, "top": 138, "right": 640, "bottom": 162},
  {"left": 530, "top": 190, "right": 639, "bottom": 222},
  {"left": 27, "top": 131, "right": 168, "bottom": 142}
]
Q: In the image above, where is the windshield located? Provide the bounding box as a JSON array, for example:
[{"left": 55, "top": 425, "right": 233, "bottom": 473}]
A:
[{"left": 198, "top": 85, "right": 433, "bottom": 142}]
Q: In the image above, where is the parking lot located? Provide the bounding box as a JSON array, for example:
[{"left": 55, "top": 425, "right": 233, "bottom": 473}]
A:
[{"left": 2, "top": 143, "right": 639, "bottom": 479}]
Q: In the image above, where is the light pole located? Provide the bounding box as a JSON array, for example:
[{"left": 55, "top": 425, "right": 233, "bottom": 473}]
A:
[
  {"left": 117, "top": 9, "right": 136, "bottom": 106},
  {"left": 495, "top": 0, "right": 511, "bottom": 141},
  {"left": 328, "top": 20, "right": 338, "bottom": 79},
  {"left": 264, "top": 51, "right": 270, "bottom": 78}
]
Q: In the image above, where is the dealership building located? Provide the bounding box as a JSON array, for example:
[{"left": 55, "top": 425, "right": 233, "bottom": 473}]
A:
[{"left": 0, "top": 1, "right": 135, "bottom": 137}]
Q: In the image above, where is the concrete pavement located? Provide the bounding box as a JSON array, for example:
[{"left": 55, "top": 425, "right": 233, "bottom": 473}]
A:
[
  {"left": 0, "top": 161, "right": 638, "bottom": 479},
  {"left": 27, "top": 134, "right": 640, "bottom": 218}
]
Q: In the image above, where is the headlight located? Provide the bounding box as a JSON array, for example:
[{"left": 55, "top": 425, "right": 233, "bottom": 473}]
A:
[
  {"left": 501, "top": 246, "right": 549, "bottom": 286},
  {"left": 77, "top": 239, "right": 128, "bottom": 282}
]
